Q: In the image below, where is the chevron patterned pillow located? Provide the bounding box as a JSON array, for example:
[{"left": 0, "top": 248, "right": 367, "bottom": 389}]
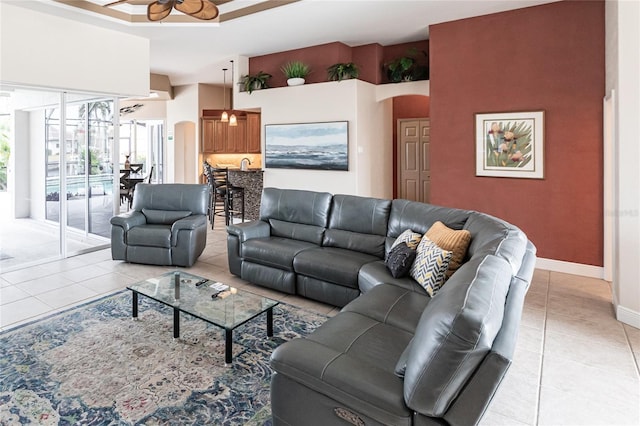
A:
[
  {"left": 391, "top": 228, "right": 423, "bottom": 250},
  {"left": 410, "top": 236, "right": 453, "bottom": 297}
]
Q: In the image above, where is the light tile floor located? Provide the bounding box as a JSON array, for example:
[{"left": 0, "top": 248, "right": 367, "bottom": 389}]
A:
[{"left": 1, "top": 219, "right": 639, "bottom": 425}]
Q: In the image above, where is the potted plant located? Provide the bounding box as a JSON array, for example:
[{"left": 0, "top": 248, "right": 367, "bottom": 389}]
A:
[
  {"left": 384, "top": 48, "right": 429, "bottom": 83},
  {"left": 281, "top": 61, "right": 310, "bottom": 86},
  {"left": 326, "top": 62, "right": 359, "bottom": 81},
  {"left": 240, "top": 71, "right": 272, "bottom": 94}
]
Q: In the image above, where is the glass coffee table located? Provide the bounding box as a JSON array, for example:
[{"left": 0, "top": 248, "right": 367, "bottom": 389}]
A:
[{"left": 127, "top": 271, "right": 279, "bottom": 364}]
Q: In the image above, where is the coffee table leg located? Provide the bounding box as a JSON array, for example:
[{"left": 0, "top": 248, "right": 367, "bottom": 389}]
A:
[
  {"left": 267, "top": 307, "right": 274, "bottom": 337},
  {"left": 173, "top": 308, "right": 180, "bottom": 339},
  {"left": 225, "top": 329, "right": 233, "bottom": 364},
  {"left": 132, "top": 292, "right": 138, "bottom": 319}
]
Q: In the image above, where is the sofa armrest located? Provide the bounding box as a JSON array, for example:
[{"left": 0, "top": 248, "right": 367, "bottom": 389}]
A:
[
  {"left": 171, "top": 214, "right": 207, "bottom": 231},
  {"left": 110, "top": 211, "right": 146, "bottom": 231},
  {"left": 227, "top": 220, "right": 270, "bottom": 242}
]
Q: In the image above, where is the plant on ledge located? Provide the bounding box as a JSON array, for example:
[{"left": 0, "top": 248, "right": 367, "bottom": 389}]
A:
[
  {"left": 384, "top": 48, "right": 429, "bottom": 83},
  {"left": 240, "top": 71, "right": 272, "bottom": 94},
  {"left": 281, "top": 61, "right": 311, "bottom": 86},
  {"left": 326, "top": 62, "right": 359, "bottom": 82}
]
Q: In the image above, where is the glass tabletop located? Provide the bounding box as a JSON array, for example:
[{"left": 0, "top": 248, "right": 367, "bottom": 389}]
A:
[{"left": 127, "top": 271, "right": 279, "bottom": 330}]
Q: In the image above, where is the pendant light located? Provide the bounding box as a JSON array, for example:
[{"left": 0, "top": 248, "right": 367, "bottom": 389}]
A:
[
  {"left": 229, "top": 60, "right": 237, "bottom": 126},
  {"left": 221, "top": 68, "right": 229, "bottom": 122}
]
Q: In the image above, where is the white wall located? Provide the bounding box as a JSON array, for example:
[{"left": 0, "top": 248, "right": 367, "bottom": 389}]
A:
[
  {"left": 233, "top": 70, "right": 428, "bottom": 198},
  {"left": 355, "top": 83, "right": 393, "bottom": 198},
  {"left": 166, "top": 85, "right": 199, "bottom": 183},
  {"left": 238, "top": 80, "right": 362, "bottom": 194},
  {"left": 0, "top": 3, "right": 149, "bottom": 97},
  {"left": 606, "top": 0, "right": 640, "bottom": 328},
  {"left": 235, "top": 78, "right": 408, "bottom": 197}
]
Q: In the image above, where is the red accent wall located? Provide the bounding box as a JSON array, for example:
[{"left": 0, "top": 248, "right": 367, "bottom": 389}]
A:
[
  {"left": 393, "top": 96, "right": 430, "bottom": 197},
  {"left": 249, "top": 40, "right": 429, "bottom": 87},
  {"left": 429, "top": 1, "right": 605, "bottom": 265}
]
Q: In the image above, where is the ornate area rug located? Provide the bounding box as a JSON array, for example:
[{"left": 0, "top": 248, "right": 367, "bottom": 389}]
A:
[{"left": 0, "top": 290, "right": 327, "bottom": 425}]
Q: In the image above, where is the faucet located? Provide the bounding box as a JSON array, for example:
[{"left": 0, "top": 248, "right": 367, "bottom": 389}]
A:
[{"left": 240, "top": 157, "right": 251, "bottom": 171}]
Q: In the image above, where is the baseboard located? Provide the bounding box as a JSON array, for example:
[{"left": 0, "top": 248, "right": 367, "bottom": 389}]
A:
[
  {"left": 535, "top": 257, "right": 604, "bottom": 279},
  {"left": 612, "top": 293, "right": 640, "bottom": 329}
]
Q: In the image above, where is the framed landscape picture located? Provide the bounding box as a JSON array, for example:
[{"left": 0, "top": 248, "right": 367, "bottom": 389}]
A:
[
  {"left": 265, "top": 121, "right": 349, "bottom": 170},
  {"left": 475, "top": 111, "right": 544, "bottom": 179}
]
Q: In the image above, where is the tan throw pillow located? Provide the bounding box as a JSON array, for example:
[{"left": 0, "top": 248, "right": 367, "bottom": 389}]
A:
[
  {"left": 410, "top": 236, "right": 452, "bottom": 297},
  {"left": 425, "top": 221, "right": 472, "bottom": 279}
]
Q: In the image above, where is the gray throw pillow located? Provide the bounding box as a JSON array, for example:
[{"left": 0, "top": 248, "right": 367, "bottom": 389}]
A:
[{"left": 385, "top": 242, "right": 416, "bottom": 278}]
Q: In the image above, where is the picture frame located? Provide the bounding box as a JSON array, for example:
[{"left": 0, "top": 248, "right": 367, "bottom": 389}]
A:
[
  {"left": 265, "top": 121, "right": 349, "bottom": 170},
  {"left": 475, "top": 111, "right": 544, "bottom": 179}
]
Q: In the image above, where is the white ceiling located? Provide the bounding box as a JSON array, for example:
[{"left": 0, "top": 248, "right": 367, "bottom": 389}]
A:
[{"left": 9, "top": 0, "right": 558, "bottom": 87}]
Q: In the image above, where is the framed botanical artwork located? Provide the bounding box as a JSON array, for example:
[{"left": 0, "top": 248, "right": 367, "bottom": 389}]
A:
[
  {"left": 265, "top": 121, "right": 348, "bottom": 170},
  {"left": 475, "top": 111, "right": 544, "bottom": 179}
]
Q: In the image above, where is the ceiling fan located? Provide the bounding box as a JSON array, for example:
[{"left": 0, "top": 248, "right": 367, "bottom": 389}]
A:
[{"left": 104, "top": 0, "right": 219, "bottom": 22}]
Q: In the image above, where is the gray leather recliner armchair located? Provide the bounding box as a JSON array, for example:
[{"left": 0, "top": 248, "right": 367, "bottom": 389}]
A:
[{"left": 110, "top": 183, "right": 209, "bottom": 267}]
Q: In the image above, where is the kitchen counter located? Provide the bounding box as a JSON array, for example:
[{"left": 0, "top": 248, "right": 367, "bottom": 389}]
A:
[{"left": 228, "top": 169, "right": 264, "bottom": 221}]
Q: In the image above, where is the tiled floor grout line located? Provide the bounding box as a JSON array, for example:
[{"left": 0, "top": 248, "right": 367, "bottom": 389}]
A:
[
  {"left": 534, "top": 272, "right": 550, "bottom": 426},
  {"left": 622, "top": 326, "right": 640, "bottom": 377}
]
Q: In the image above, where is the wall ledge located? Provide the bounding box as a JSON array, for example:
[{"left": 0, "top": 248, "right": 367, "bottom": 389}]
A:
[{"left": 375, "top": 80, "right": 429, "bottom": 102}]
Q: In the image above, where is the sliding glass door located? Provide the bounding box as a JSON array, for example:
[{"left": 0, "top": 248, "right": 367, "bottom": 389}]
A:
[
  {"left": 63, "top": 98, "right": 115, "bottom": 239},
  {"left": 0, "top": 85, "right": 119, "bottom": 271}
]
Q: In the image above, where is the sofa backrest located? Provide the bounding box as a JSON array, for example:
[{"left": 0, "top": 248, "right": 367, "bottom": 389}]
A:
[
  {"left": 260, "top": 187, "right": 333, "bottom": 245},
  {"left": 387, "top": 199, "right": 471, "bottom": 253},
  {"left": 323, "top": 194, "right": 391, "bottom": 258},
  {"left": 402, "top": 254, "right": 514, "bottom": 417},
  {"left": 132, "top": 184, "right": 208, "bottom": 217},
  {"left": 464, "top": 212, "right": 528, "bottom": 275}
]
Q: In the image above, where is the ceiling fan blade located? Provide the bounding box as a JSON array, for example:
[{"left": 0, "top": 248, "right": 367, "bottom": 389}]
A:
[
  {"left": 147, "top": 0, "right": 174, "bottom": 21},
  {"left": 175, "top": 0, "right": 219, "bottom": 20},
  {"left": 174, "top": 0, "right": 204, "bottom": 15}
]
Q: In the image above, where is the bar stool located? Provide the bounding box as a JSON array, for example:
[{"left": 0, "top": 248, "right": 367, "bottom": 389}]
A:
[
  {"left": 225, "top": 184, "right": 245, "bottom": 225},
  {"left": 204, "top": 164, "right": 229, "bottom": 229}
]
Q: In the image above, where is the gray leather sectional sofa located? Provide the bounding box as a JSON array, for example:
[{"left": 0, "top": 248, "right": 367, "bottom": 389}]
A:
[{"left": 226, "top": 187, "right": 536, "bottom": 425}]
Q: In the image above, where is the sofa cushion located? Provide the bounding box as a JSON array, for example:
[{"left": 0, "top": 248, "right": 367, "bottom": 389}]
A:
[
  {"left": 323, "top": 229, "right": 386, "bottom": 258},
  {"left": 132, "top": 183, "right": 208, "bottom": 215},
  {"left": 388, "top": 199, "right": 470, "bottom": 238},
  {"left": 410, "top": 237, "right": 452, "bottom": 297},
  {"left": 269, "top": 219, "right": 326, "bottom": 245},
  {"left": 242, "top": 237, "right": 317, "bottom": 271},
  {"left": 358, "top": 261, "right": 427, "bottom": 295},
  {"left": 260, "top": 187, "right": 332, "bottom": 228},
  {"left": 270, "top": 320, "right": 412, "bottom": 424},
  {"left": 385, "top": 243, "right": 416, "bottom": 278},
  {"left": 329, "top": 195, "right": 391, "bottom": 235},
  {"left": 141, "top": 208, "right": 192, "bottom": 225},
  {"left": 403, "top": 255, "right": 513, "bottom": 417},
  {"left": 323, "top": 195, "right": 391, "bottom": 258},
  {"left": 294, "top": 247, "right": 379, "bottom": 288},
  {"left": 425, "top": 221, "right": 471, "bottom": 279},
  {"left": 342, "top": 283, "right": 430, "bottom": 335},
  {"left": 127, "top": 224, "right": 172, "bottom": 248}
]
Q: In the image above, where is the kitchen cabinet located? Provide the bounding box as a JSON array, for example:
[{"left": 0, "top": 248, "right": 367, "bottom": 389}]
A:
[
  {"left": 202, "top": 119, "right": 216, "bottom": 153},
  {"left": 202, "top": 116, "right": 259, "bottom": 154},
  {"left": 246, "top": 113, "right": 261, "bottom": 153}
]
